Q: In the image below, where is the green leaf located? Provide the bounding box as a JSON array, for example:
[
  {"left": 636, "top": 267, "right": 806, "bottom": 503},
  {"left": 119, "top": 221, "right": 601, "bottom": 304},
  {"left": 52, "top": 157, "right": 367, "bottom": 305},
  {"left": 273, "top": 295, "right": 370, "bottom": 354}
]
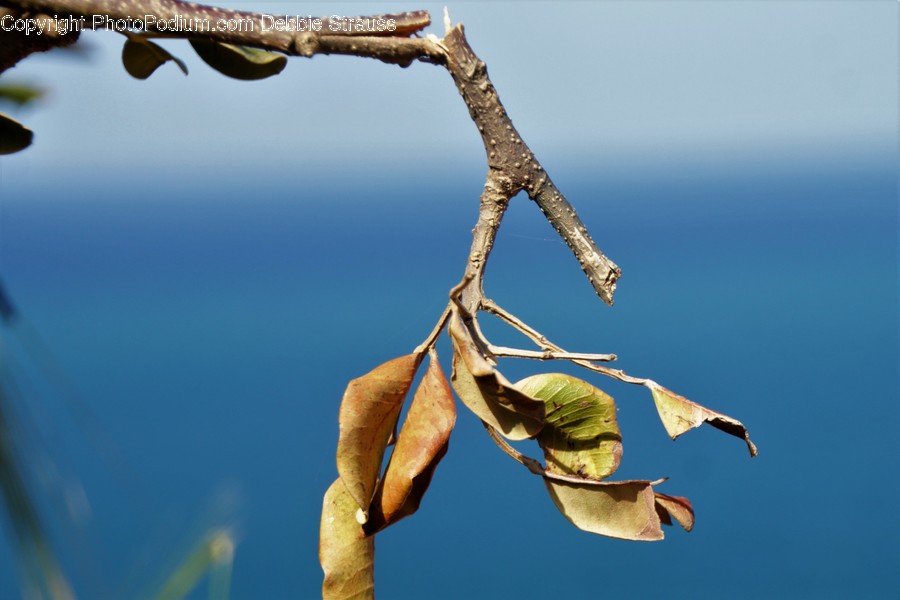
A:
[
  {"left": 365, "top": 352, "right": 455, "bottom": 534},
  {"left": 122, "top": 38, "right": 188, "bottom": 80},
  {"left": 336, "top": 354, "right": 419, "bottom": 519},
  {"left": 0, "top": 113, "right": 33, "bottom": 154},
  {"left": 448, "top": 315, "right": 544, "bottom": 440},
  {"left": 189, "top": 39, "right": 287, "bottom": 80},
  {"left": 517, "top": 373, "right": 622, "bottom": 480},
  {"left": 151, "top": 529, "right": 235, "bottom": 600},
  {"left": 544, "top": 478, "right": 664, "bottom": 541},
  {"left": 320, "top": 479, "right": 375, "bottom": 600},
  {"left": 0, "top": 84, "right": 44, "bottom": 107},
  {"left": 647, "top": 382, "right": 758, "bottom": 457}
]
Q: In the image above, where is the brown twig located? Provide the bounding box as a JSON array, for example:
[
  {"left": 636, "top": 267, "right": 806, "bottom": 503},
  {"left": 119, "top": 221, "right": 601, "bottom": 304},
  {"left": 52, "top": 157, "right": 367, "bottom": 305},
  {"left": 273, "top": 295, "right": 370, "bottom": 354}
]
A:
[
  {"left": 0, "top": 7, "right": 80, "bottom": 72},
  {"left": 413, "top": 304, "right": 451, "bottom": 356},
  {"left": 481, "top": 298, "right": 649, "bottom": 386},
  {"left": 480, "top": 421, "right": 544, "bottom": 475},
  {"left": 0, "top": 2, "right": 442, "bottom": 69},
  {"left": 441, "top": 20, "right": 621, "bottom": 305},
  {"left": 487, "top": 346, "right": 617, "bottom": 363}
]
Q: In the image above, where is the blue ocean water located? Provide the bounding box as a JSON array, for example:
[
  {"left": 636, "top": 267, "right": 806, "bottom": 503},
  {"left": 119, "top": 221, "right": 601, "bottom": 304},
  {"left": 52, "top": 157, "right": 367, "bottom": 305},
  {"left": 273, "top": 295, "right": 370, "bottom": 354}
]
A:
[{"left": 0, "top": 153, "right": 896, "bottom": 598}]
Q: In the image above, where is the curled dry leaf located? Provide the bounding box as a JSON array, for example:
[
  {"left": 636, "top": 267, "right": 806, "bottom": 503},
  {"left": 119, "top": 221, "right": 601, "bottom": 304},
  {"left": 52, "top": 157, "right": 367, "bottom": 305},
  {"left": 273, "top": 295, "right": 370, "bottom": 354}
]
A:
[
  {"left": 189, "top": 39, "right": 287, "bottom": 80},
  {"left": 365, "top": 352, "right": 456, "bottom": 534},
  {"left": 336, "top": 353, "right": 419, "bottom": 519},
  {"left": 320, "top": 479, "right": 375, "bottom": 600},
  {"left": 121, "top": 38, "right": 188, "bottom": 79},
  {"left": 448, "top": 315, "right": 544, "bottom": 440},
  {"left": 517, "top": 373, "right": 622, "bottom": 480},
  {"left": 544, "top": 478, "right": 663, "bottom": 541},
  {"left": 647, "top": 382, "right": 758, "bottom": 457},
  {"left": 0, "top": 113, "right": 32, "bottom": 154},
  {"left": 654, "top": 492, "right": 694, "bottom": 532}
]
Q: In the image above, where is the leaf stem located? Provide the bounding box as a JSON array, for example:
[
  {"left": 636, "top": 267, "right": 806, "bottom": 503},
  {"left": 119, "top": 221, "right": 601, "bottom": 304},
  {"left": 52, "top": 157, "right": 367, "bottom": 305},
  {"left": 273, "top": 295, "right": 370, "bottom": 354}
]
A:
[
  {"left": 413, "top": 304, "right": 451, "bottom": 356},
  {"left": 480, "top": 421, "right": 543, "bottom": 476}
]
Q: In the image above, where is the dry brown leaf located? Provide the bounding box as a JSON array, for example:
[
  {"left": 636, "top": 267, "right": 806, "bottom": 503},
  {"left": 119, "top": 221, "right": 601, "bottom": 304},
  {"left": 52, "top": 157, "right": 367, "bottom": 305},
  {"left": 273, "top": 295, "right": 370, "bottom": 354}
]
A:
[
  {"left": 336, "top": 353, "right": 420, "bottom": 519},
  {"left": 544, "top": 478, "right": 664, "bottom": 541},
  {"left": 320, "top": 479, "right": 375, "bottom": 600},
  {"left": 647, "top": 382, "right": 758, "bottom": 457},
  {"left": 365, "top": 352, "right": 456, "bottom": 534},
  {"left": 449, "top": 315, "right": 544, "bottom": 440},
  {"left": 654, "top": 492, "right": 694, "bottom": 532}
]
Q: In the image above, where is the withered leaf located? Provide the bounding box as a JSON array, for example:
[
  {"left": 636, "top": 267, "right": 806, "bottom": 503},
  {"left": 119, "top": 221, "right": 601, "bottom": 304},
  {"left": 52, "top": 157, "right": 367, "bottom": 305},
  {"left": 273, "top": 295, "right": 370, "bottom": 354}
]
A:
[
  {"left": 647, "top": 382, "right": 758, "bottom": 457},
  {"left": 320, "top": 479, "right": 375, "bottom": 600},
  {"left": 121, "top": 38, "right": 188, "bottom": 79},
  {"left": 0, "top": 113, "right": 32, "bottom": 155},
  {"left": 449, "top": 315, "right": 544, "bottom": 440},
  {"left": 517, "top": 373, "right": 622, "bottom": 480},
  {"left": 365, "top": 352, "right": 456, "bottom": 534},
  {"left": 544, "top": 478, "right": 664, "bottom": 541},
  {"left": 189, "top": 39, "right": 287, "bottom": 80},
  {"left": 654, "top": 492, "right": 694, "bottom": 532},
  {"left": 336, "top": 353, "right": 419, "bottom": 519}
]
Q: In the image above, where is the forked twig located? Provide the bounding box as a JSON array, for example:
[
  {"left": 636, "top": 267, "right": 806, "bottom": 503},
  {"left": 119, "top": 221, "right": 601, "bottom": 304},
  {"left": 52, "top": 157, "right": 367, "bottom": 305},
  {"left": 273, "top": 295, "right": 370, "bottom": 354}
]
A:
[{"left": 481, "top": 298, "right": 649, "bottom": 386}]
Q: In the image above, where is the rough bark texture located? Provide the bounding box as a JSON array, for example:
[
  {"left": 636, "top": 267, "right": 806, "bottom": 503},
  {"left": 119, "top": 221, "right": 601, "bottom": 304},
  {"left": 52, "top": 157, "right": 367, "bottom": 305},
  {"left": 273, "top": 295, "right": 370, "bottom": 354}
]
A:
[{"left": 441, "top": 24, "right": 620, "bottom": 306}]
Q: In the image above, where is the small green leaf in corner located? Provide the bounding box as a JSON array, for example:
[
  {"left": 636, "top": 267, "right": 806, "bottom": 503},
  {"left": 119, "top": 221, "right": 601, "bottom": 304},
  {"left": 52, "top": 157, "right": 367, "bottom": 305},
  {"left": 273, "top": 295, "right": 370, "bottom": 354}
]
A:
[
  {"left": 0, "top": 113, "right": 33, "bottom": 154},
  {"left": 189, "top": 39, "right": 287, "bottom": 80},
  {"left": 122, "top": 38, "right": 188, "bottom": 80},
  {"left": 0, "top": 84, "right": 44, "bottom": 107}
]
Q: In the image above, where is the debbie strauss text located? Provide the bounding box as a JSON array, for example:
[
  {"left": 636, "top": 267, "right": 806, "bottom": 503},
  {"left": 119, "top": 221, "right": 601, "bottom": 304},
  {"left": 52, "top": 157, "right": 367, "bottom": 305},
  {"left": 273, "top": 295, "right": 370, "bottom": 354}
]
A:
[{"left": 260, "top": 15, "right": 397, "bottom": 33}]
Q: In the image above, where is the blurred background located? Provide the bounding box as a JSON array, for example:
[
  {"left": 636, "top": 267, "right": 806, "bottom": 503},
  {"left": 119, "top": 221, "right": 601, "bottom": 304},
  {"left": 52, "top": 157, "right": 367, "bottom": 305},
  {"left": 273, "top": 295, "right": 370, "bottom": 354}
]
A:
[{"left": 0, "top": 1, "right": 897, "bottom": 598}]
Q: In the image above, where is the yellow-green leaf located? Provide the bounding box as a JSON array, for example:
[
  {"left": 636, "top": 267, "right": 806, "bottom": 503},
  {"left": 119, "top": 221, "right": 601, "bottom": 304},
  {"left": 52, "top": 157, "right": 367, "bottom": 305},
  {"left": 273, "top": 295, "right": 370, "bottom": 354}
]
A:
[
  {"left": 517, "top": 373, "right": 621, "bottom": 480},
  {"left": 0, "top": 84, "right": 44, "bottom": 106},
  {"left": 189, "top": 39, "right": 287, "bottom": 80},
  {"left": 544, "top": 478, "right": 663, "bottom": 541},
  {"left": 0, "top": 113, "right": 32, "bottom": 154},
  {"left": 336, "top": 354, "right": 419, "bottom": 519},
  {"left": 647, "top": 382, "right": 757, "bottom": 457},
  {"left": 152, "top": 529, "right": 235, "bottom": 600},
  {"left": 654, "top": 492, "right": 694, "bottom": 532},
  {"left": 448, "top": 315, "right": 544, "bottom": 440},
  {"left": 122, "top": 38, "right": 188, "bottom": 80},
  {"left": 365, "top": 351, "right": 455, "bottom": 534},
  {"left": 320, "top": 479, "right": 374, "bottom": 600}
]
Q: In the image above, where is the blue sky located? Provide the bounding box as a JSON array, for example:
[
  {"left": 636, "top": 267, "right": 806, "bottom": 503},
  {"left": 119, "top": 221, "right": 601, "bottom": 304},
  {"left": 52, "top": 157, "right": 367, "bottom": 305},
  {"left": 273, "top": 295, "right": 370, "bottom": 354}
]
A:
[{"left": 1, "top": 1, "right": 896, "bottom": 176}]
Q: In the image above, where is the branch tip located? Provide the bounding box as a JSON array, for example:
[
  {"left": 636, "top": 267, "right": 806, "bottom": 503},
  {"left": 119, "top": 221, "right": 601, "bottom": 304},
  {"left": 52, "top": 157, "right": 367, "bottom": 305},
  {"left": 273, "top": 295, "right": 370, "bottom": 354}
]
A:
[{"left": 443, "top": 7, "right": 452, "bottom": 35}]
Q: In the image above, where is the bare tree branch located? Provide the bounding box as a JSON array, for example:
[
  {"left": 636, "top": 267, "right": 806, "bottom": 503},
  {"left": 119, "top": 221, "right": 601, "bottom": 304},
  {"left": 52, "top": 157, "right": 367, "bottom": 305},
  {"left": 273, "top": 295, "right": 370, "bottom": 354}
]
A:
[
  {"left": 441, "top": 23, "right": 621, "bottom": 305},
  {"left": 1, "top": 2, "right": 440, "bottom": 68}
]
